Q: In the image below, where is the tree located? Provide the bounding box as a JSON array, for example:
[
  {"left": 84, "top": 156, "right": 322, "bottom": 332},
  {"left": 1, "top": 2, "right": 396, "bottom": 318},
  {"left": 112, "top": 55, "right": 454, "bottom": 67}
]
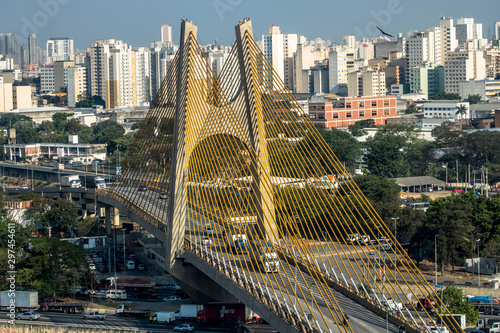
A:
[
  {"left": 465, "top": 94, "right": 482, "bottom": 104},
  {"left": 430, "top": 92, "right": 461, "bottom": 100},
  {"left": 315, "top": 128, "right": 362, "bottom": 171},
  {"left": 13, "top": 121, "right": 41, "bottom": 144},
  {"left": 91, "top": 120, "right": 125, "bottom": 154},
  {"left": 455, "top": 105, "right": 468, "bottom": 120},
  {"left": 52, "top": 112, "right": 72, "bottom": 132},
  {"left": 131, "top": 122, "right": 143, "bottom": 130},
  {"left": 441, "top": 282, "right": 479, "bottom": 324},
  {"left": 75, "top": 95, "right": 105, "bottom": 108},
  {"left": 405, "top": 104, "right": 418, "bottom": 114},
  {"left": 365, "top": 124, "right": 428, "bottom": 178},
  {"left": 65, "top": 118, "right": 86, "bottom": 134},
  {"left": 0, "top": 114, "right": 32, "bottom": 127},
  {"left": 348, "top": 119, "right": 375, "bottom": 137}
]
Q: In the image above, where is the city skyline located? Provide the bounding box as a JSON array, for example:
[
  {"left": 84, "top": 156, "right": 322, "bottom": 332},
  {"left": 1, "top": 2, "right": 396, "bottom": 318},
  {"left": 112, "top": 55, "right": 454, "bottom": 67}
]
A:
[{"left": 0, "top": 0, "right": 498, "bottom": 49}]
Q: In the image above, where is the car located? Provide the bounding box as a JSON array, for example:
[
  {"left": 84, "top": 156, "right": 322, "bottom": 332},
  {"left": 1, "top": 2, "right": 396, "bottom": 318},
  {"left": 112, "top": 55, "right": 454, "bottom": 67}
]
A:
[
  {"left": 346, "top": 234, "right": 360, "bottom": 244},
  {"left": 83, "top": 311, "right": 106, "bottom": 320},
  {"left": 19, "top": 185, "right": 29, "bottom": 190},
  {"left": 135, "top": 290, "right": 156, "bottom": 299},
  {"left": 159, "top": 192, "right": 167, "bottom": 199},
  {"left": 163, "top": 295, "right": 181, "bottom": 301},
  {"left": 139, "top": 185, "right": 147, "bottom": 191},
  {"left": 173, "top": 324, "right": 194, "bottom": 332},
  {"left": 452, "top": 188, "right": 463, "bottom": 193},
  {"left": 162, "top": 283, "right": 182, "bottom": 291},
  {"left": 201, "top": 236, "right": 212, "bottom": 245},
  {"left": 88, "top": 263, "right": 96, "bottom": 270},
  {"left": 137, "top": 263, "right": 146, "bottom": 271},
  {"left": 462, "top": 281, "right": 477, "bottom": 286},
  {"left": 484, "top": 307, "right": 500, "bottom": 315},
  {"left": 16, "top": 311, "right": 40, "bottom": 321}
]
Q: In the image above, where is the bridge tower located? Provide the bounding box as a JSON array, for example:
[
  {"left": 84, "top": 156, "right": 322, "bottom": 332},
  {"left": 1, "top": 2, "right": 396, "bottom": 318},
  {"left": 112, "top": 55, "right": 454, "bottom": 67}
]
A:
[{"left": 165, "top": 19, "right": 278, "bottom": 270}]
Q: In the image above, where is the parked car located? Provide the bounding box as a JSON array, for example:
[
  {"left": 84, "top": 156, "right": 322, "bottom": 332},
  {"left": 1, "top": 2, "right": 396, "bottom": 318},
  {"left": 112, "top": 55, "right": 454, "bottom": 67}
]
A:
[
  {"left": 173, "top": 324, "right": 195, "bottom": 332},
  {"left": 159, "top": 192, "right": 167, "bottom": 199},
  {"left": 16, "top": 311, "right": 40, "bottom": 321},
  {"left": 452, "top": 188, "right": 463, "bottom": 193},
  {"left": 137, "top": 263, "right": 146, "bottom": 271},
  {"left": 163, "top": 296, "right": 181, "bottom": 301},
  {"left": 88, "top": 263, "right": 96, "bottom": 270},
  {"left": 19, "top": 185, "right": 29, "bottom": 190},
  {"left": 139, "top": 185, "right": 147, "bottom": 191},
  {"left": 462, "top": 281, "right": 477, "bottom": 286},
  {"left": 484, "top": 307, "right": 500, "bottom": 315}
]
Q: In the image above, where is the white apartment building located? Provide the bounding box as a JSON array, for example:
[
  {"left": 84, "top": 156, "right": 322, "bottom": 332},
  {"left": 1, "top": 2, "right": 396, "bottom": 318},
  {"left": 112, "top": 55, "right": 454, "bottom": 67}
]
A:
[
  {"left": 262, "top": 26, "right": 284, "bottom": 82},
  {"left": 46, "top": 38, "right": 74, "bottom": 61},
  {"left": 161, "top": 24, "right": 173, "bottom": 44},
  {"left": 439, "top": 17, "right": 458, "bottom": 66},
  {"left": 40, "top": 66, "right": 55, "bottom": 93},
  {"left": 456, "top": 18, "right": 482, "bottom": 43},
  {"left": 347, "top": 68, "right": 386, "bottom": 97},
  {"left": 445, "top": 50, "right": 485, "bottom": 94},
  {"left": 293, "top": 43, "right": 327, "bottom": 93},
  {"left": 67, "top": 66, "right": 87, "bottom": 107},
  {"left": 0, "top": 77, "right": 13, "bottom": 112},
  {"left": 495, "top": 22, "right": 500, "bottom": 40},
  {"left": 150, "top": 43, "right": 177, "bottom": 99},
  {"left": 329, "top": 49, "right": 356, "bottom": 96},
  {"left": 283, "top": 33, "right": 298, "bottom": 91},
  {"left": 90, "top": 39, "right": 150, "bottom": 108},
  {"left": 421, "top": 101, "right": 470, "bottom": 129}
]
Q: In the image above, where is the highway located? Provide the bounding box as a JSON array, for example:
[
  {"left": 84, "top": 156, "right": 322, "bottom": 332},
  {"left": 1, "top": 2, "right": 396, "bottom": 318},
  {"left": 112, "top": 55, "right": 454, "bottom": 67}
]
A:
[{"left": 104, "top": 186, "right": 402, "bottom": 333}]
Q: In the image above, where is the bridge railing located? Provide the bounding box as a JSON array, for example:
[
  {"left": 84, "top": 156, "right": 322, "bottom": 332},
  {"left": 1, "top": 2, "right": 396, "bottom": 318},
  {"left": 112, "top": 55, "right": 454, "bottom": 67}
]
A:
[{"left": 185, "top": 236, "right": 325, "bottom": 333}]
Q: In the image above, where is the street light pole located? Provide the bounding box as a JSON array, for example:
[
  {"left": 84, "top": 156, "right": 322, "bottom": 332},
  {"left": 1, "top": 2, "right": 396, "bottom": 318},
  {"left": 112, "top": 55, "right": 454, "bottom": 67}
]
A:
[
  {"left": 435, "top": 234, "right": 440, "bottom": 287},
  {"left": 122, "top": 228, "right": 126, "bottom": 276},
  {"left": 391, "top": 217, "right": 399, "bottom": 241},
  {"left": 477, "top": 239, "right": 481, "bottom": 287}
]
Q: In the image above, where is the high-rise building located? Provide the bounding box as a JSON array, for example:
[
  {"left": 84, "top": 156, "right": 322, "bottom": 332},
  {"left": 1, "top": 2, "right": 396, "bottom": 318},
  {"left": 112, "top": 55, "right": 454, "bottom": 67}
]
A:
[
  {"left": 46, "top": 38, "right": 74, "bottom": 62},
  {"left": 262, "top": 25, "right": 284, "bottom": 81},
  {"left": 343, "top": 35, "right": 356, "bottom": 49},
  {"left": 0, "top": 33, "right": 23, "bottom": 66},
  {"left": 0, "top": 77, "right": 13, "bottom": 112},
  {"left": 150, "top": 43, "right": 177, "bottom": 99},
  {"left": 485, "top": 49, "right": 500, "bottom": 79},
  {"left": 310, "top": 60, "right": 329, "bottom": 94},
  {"left": 161, "top": 24, "right": 173, "bottom": 44},
  {"left": 90, "top": 39, "right": 150, "bottom": 109},
  {"left": 28, "top": 34, "right": 37, "bottom": 65},
  {"left": 347, "top": 67, "right": 386, "bottom": 97},
  {"left": 439, "top": 17, "right": 458, "bottom": 65},
  {"left": 293, "top": 43, "right": 326, "bottom": 93},
  {"left": 409, "top": 62, "right": 445, "bottom": 99},
  {"left": 495, "top": 22, "right": 500, "bottom": 40},
  {"left": 66, "top": 65, "right": 87, "bottom": 107},
  {"left": 328, "top": 49, "right": 356, "bottom": 95},
  {"left": 40, "top": 65, "right": 54, "bottom": 93},
  {"left": 445, "top": 50, "right": 485, "bottom": 94}
]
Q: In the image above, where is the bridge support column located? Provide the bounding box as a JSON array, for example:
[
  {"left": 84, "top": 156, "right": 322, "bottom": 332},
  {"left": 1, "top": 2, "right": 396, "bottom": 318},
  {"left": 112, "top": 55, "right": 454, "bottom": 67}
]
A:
[
  {"left": 113, "top": 207, "right": 120, "bottom": 227},
  {"left": 104, "top": 206, "right": 111, "bottom": 236}
]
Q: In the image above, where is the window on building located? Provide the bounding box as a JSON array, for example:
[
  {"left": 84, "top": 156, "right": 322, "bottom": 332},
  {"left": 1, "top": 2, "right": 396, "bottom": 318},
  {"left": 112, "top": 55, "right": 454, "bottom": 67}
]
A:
[
  {"left": 333, "top": 113, "right": 339, "bottom": 119},
  {"left": 359, "top": 111, "right": 365, "bottom": 117},
  {"left": 384, "top": 100, "right": 389, "bottom": 106},
  {"left": 384, "top": 110, "right": 390, "bottom": 115},
  {"left": 318, "top": 114, "right": 325, "bottom": 120},
  {"left": 346, "top": 103, "right": 351, "bottom": 108},
  {"left": 346, "top": 112, "right": 352, "bottom": 118},
  {"left": 371, "top": 110, "right": 377, "bottom": 116},
  {"left": 309, "top": 114, "right": 316, "bottom": 119},
  {"left": 359, "top": 102, "right": 365, "bottom": 107},
  {"left": 371, "top": 101, "right": 377, "bottom": 107}
]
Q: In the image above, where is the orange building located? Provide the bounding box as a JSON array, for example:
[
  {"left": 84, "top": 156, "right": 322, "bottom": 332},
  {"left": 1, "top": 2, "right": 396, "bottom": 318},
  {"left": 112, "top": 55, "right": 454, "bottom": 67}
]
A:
[{"left": 308, "top": 94, "right": 399, "bottom": 129}]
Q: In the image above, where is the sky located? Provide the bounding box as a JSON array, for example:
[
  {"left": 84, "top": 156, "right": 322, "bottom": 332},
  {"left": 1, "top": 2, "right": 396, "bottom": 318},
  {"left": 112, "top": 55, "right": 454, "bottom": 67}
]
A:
[{"left": 1, "top": 0, "right": 499, "bottom": 49}]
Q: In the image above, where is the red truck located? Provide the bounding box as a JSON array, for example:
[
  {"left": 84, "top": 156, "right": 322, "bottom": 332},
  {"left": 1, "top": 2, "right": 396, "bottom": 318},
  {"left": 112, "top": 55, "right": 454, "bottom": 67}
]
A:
[
  {"left": 102, "top": 277, "right": 155, "bottom": 292},
  {"left": 197, "top": 302, "right": 260, "bottom": 327}
]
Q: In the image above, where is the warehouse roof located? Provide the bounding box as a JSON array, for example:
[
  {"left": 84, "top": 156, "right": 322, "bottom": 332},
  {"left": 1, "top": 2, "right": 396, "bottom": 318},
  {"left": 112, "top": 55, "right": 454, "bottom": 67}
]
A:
[{"left": 393, "top": 176, "right": 445, "bottom": 187}]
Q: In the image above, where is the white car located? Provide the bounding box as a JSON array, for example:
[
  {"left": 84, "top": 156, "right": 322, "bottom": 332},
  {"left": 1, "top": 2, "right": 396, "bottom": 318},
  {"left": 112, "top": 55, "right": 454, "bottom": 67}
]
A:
[
  {"left": 173, "top": 324, "right": 194, "bottom": 332},
  {"left": 201, "top": 237, "right": 212, "bottom": 245},
  {"left": 163, "top": 295, "right": 181, "bottom": 301},
  {"left": 88, "top": 263, "right": 96, "bottom": 270},
  {"left": 162, "top": 283, "right": 181, "bottom": 291}
]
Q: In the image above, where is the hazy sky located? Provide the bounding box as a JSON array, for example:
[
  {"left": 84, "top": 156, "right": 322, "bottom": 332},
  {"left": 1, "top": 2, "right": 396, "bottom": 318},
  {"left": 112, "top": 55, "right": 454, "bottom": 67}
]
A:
[{"left": 1, "top": 0, "right": 498, "bottom": 49}]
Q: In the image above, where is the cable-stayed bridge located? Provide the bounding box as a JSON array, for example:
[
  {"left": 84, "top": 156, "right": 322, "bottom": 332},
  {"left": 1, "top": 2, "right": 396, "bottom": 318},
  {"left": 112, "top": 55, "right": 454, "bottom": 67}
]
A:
[{"left": 97, "top": 19, "right": 461, "bottom": 333}]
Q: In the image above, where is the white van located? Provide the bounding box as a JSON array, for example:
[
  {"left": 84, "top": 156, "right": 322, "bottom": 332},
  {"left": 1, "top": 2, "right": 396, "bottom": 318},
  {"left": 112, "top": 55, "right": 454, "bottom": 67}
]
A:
[
  {"left": 126, "top": 260, "right": 135, "bottom": 270},
  {"left": 149, "top": 311, "right": 176, "bottom": 324},
  {"left": 106, "top": 289, "right": 127, "bottom": 300}
]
